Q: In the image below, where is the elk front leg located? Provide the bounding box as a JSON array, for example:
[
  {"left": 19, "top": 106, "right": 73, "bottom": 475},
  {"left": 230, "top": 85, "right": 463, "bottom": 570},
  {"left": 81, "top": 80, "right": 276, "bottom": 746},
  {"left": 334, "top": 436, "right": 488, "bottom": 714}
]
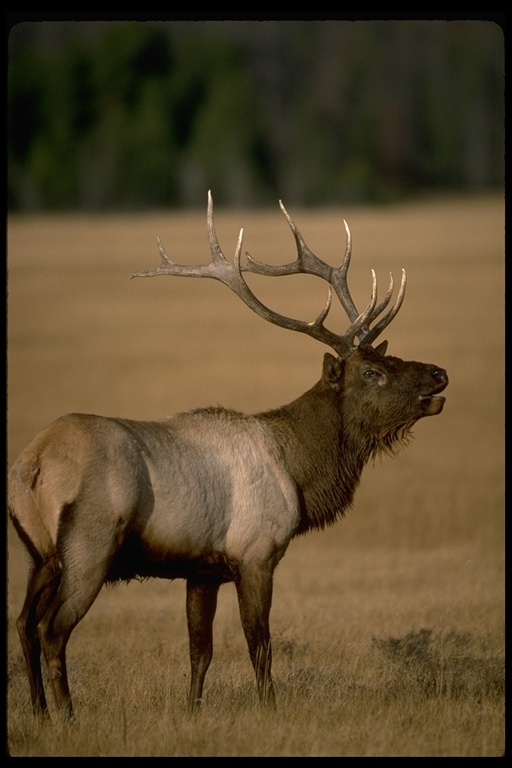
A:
[
  {"left": 186, "top": 579, "right": 220, "bottom": 712},
  {"left": 235, "top": 563, "right": 276, "bottom": 708}
]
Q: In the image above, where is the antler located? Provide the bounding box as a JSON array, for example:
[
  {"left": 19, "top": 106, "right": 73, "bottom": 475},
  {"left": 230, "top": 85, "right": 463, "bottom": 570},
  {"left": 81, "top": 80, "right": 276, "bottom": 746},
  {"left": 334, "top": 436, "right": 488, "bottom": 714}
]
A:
[
  {"left": 245, "top": 201, "right": 406, "bottom": 346},
  {"left": 132, "top": 191, "right": 406, "bottom": 357}
]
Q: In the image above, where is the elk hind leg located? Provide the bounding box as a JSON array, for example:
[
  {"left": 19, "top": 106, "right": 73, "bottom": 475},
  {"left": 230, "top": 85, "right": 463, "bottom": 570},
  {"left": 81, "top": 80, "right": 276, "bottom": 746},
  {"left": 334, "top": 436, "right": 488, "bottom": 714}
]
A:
[
  {"left": 16, "top": 553, "right": 62, "bottom": 717},
  {"left": 186, "top": 579, "right": 220, "bottom": 712},
  {"left": 38, "top": 552, "right": 118, "bottom": 718}
]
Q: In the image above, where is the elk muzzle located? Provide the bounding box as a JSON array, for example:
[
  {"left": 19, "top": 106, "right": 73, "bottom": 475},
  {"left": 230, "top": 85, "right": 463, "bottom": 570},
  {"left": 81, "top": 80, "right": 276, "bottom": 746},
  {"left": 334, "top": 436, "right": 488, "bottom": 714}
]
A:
[{"left": 418, "top": 366, "right": 448, "bottom": 416}]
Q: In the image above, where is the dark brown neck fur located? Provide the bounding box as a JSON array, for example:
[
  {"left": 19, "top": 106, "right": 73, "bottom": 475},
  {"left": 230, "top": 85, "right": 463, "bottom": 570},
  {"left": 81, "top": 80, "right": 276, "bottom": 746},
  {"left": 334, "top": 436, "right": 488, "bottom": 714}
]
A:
[{"left": 258, "top": 379, "right": 370, "bottom": 535}]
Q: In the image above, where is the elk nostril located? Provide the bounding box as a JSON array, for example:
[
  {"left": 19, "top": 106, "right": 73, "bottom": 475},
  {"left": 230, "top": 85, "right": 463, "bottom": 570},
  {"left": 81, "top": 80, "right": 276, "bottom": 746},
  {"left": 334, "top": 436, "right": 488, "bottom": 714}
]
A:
[{"left": 432, "top": 368, "right": 448, "bottom": 384}]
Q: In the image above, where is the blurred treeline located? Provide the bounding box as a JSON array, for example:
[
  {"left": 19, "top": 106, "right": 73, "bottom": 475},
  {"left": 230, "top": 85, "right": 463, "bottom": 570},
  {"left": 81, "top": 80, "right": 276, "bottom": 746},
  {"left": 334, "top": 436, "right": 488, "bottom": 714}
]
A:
[{"left": 8, "top": 19, "right": 504, "bottom": 211}]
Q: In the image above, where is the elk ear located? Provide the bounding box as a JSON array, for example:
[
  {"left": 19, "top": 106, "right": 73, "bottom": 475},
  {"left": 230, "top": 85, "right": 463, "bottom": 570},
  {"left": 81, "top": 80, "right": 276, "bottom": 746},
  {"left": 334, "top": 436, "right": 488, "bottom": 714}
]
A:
[
  {"left": 322, "top": 353, "right": 343, "bottom": 389},
  {"left": 374, "top": 340, "right": 388, "bottom": 356}
]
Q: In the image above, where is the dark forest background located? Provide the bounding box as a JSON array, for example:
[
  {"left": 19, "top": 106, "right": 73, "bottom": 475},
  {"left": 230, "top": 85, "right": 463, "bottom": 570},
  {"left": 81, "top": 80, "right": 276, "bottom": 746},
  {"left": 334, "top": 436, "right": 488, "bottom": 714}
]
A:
[{"left": 7, "top": 19, "right": 504, "bottom": 211}]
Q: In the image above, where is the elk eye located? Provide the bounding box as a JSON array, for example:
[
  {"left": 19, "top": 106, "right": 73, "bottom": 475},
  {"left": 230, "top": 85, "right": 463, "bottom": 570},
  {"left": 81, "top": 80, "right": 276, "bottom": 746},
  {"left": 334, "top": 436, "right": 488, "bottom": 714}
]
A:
[{"left": 363, "top": 369, "right": 378, "bottom": 379}]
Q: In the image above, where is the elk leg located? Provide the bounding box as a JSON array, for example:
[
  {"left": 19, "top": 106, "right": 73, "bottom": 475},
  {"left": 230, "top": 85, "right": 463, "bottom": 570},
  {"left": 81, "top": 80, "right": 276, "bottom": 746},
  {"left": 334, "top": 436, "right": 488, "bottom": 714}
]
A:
[
  {"left": 16, "top": 554, "right": 62, "bottom": 716},
  {"left": 186, "top": 579, "right": 220, "bottom": 712},
  {"left": 235, "top": 564, "right": 276, "bottom": 708},
  {"left": 38, "top": 557, "right": 114, "bottom": 718}
]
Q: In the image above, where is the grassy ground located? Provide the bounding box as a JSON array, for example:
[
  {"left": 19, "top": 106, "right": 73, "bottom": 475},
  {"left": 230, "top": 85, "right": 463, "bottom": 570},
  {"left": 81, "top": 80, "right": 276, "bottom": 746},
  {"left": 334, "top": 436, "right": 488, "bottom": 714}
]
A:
[{"left": 6, "top": 195, "right": 504, "bottom": 756}]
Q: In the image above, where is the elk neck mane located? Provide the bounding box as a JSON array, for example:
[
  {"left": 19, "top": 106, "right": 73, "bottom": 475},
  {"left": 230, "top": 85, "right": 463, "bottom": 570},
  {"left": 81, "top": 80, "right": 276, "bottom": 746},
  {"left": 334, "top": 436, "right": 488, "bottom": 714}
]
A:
[{"left": 257, "top": 378, "right": 365, "bottom": 534}]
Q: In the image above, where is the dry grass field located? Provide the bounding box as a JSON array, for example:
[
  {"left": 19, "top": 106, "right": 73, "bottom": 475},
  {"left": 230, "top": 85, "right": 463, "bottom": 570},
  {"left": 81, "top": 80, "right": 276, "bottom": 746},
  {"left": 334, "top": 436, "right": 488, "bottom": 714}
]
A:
[{"left": 6, "top": 195, "right": 504, "bottom": 756}]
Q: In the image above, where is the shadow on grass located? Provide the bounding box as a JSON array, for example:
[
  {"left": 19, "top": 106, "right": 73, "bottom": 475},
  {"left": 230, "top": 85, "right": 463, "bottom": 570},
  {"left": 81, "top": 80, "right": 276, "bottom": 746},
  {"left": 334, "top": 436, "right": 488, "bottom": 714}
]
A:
[{"left": 371, "top": 628, "right": 504, "bottom": 701}]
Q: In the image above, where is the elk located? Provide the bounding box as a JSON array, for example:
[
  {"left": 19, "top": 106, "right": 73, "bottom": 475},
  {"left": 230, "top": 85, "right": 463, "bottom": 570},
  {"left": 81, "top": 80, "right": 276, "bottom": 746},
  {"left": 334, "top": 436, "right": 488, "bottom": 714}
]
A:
[{"left": 8, "top": 192, "right": 448, "bottom": 720}]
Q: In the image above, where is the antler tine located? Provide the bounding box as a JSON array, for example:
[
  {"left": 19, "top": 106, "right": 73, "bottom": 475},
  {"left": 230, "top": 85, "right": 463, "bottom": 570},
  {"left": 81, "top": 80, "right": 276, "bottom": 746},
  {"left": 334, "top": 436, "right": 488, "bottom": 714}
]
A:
[
  {"left": 358, "top": 269, "right": 407, "bottom": 346},
  {"left": 330, "top": 219, "right": 360, "bottom": 322},
  {"left": 242, "top": 200, "right": 329, "bottom": 278},
  {"left": 343, "top": 269, "right": 378, "bottom": 344},
  {"left": 206, "top": 190, "right": 231, "bottom": 268},
  {"left": 366, "top": 272, "right": 395, "bottom": 325},
  {"left": 353, "top": 271, "right": 395, "bottom": 338}
]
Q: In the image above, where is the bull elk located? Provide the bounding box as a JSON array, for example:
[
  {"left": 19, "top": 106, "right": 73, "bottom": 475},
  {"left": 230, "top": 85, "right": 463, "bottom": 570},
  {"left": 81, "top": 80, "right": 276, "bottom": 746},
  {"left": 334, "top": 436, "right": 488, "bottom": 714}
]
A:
[{"left": 8, "top": 192, "right": 448, "bottom": 719}]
